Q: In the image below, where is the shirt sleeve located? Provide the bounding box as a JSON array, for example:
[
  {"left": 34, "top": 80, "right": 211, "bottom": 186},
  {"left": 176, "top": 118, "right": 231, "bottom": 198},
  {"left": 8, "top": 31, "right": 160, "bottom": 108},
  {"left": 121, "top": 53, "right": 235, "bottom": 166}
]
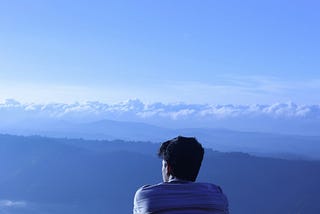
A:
[
  {"left": 133, "top": 186, "right": 149, "bottom": 214},
  {"left": 133, "top": 189, "right": 141, "bottom": 214}
]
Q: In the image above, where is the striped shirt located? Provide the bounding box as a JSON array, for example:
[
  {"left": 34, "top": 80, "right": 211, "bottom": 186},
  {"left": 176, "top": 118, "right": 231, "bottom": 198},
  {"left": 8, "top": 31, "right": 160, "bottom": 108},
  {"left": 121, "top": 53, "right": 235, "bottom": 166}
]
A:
[{"left": 133, "top": 179, "right": 229, "bottom": 214}]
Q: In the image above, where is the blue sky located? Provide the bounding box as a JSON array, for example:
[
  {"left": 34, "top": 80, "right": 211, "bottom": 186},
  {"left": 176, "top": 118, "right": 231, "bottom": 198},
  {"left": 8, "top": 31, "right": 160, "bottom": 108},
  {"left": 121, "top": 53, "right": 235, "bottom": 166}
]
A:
[{"left": 0, "top": 0, "right": 319, "bottom": 104}]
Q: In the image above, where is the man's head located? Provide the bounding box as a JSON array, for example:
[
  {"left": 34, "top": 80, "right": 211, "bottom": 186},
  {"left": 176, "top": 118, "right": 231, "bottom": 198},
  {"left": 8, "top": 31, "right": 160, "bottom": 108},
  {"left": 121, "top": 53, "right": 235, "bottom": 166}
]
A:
[{"left": 158, "top": 136, "right": 204, "bottom": 182}]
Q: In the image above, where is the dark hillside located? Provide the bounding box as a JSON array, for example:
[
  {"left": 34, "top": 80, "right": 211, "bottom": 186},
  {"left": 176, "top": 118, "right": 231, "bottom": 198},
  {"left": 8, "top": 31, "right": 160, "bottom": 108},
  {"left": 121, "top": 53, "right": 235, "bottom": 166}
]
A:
[{"left": 0, "top": 134, "right": 319, "bottom": 213}]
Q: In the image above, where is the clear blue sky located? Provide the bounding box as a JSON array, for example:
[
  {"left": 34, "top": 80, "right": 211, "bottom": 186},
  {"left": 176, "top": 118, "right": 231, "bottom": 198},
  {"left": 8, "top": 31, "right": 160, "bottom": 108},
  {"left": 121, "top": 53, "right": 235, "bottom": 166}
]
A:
[{"left": 0, "top": 0, "right": 319, "bottom": 104}]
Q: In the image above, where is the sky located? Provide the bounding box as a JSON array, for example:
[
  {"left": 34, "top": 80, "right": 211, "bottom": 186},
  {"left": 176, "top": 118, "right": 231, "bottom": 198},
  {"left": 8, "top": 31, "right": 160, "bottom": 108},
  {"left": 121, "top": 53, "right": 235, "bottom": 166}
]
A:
[{"left": 0, "top": 0, "right": 319, "bottom": 105}]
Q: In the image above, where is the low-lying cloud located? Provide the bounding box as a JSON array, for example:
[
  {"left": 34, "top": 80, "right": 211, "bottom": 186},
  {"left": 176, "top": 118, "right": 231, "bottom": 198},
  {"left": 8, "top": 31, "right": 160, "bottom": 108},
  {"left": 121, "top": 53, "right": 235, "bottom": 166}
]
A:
[
  {"left": 1, "top": 99, "right": 319, "bottom": 135},
  {"left": 0, "top": 200, "right": 26, "bottom": 208},
  {"left": 1, "top": 98, "right": 319, "bottom": 119}
]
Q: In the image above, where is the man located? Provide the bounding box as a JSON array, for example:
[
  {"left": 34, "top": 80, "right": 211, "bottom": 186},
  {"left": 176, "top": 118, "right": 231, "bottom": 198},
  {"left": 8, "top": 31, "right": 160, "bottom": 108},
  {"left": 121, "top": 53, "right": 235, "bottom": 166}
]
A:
[{"left": 133, "top": 136, "right": 229, "bottom": 214}]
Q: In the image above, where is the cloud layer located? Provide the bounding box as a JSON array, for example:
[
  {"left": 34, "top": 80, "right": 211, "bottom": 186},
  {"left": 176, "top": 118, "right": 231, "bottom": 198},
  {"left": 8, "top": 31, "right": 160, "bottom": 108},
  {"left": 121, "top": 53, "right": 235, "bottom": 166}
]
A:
[
  {"left": 1, "top": 99, "right": 319, "bottom": 135},
  {"left": 1, "top": 98, "right": 319, "bottom": 119},
  {"left": 0, "top": 200, "right": 26, "bottom": 208}
]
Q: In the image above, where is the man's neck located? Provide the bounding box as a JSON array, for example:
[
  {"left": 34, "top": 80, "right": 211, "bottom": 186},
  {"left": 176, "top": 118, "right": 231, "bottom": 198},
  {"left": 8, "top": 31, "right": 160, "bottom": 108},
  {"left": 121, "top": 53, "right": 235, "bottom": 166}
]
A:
[{"left": 168, "top": 177, "right": 192, "bottom": 183}]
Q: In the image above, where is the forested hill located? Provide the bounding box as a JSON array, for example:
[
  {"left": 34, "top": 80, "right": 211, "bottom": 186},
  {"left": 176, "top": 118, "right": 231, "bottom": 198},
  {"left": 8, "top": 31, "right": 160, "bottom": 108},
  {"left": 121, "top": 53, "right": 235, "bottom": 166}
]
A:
[{"left": 0, "top": 134, "right": 320, "bottom": 213}]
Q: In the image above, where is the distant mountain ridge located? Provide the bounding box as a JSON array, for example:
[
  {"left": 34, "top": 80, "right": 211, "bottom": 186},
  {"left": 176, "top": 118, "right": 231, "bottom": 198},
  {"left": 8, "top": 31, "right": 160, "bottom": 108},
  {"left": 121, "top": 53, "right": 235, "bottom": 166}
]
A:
[{"left": 1, "top": 118, "right": 320, "bottom": 160}]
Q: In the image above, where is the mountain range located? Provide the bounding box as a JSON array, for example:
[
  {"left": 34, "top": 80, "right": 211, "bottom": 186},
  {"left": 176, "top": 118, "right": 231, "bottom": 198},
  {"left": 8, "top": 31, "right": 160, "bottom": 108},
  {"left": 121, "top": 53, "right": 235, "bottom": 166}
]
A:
[{"left": 1, "top": 118, "right": 320, "bottom": 160}]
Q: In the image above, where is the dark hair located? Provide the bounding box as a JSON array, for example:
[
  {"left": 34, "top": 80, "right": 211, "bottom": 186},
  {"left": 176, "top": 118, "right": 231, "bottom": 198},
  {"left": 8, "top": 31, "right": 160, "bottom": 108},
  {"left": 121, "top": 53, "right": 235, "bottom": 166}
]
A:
[{"left": 158, "top": 136, "right": 204, "bottom": 182}]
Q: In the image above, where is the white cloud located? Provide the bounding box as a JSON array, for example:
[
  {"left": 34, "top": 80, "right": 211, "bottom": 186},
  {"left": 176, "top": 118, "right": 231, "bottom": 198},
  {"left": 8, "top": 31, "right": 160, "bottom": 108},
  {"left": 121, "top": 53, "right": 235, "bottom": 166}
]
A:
[
  {"left": 0, "top": 99, "right": 319, "bottom": 135},
  {"left": 1, "top": 99, "right": 319, "bottom": 121},
  {"left": 0, "top": 200, "right": 26, "bottom": 208}
]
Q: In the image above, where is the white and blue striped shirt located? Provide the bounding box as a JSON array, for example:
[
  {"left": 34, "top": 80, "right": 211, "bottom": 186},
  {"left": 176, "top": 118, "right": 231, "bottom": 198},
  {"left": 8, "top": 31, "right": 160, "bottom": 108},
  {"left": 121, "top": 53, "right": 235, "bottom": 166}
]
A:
[{"left": 134, "top": 179, "right": 229, "bottom": 214}]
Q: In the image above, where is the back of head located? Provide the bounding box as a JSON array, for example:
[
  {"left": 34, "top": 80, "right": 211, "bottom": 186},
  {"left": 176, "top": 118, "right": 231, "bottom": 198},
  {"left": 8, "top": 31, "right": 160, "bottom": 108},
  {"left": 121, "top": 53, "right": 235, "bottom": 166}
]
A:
[{"left": 158, "top": 136, "right": 204, "bottom": 182}]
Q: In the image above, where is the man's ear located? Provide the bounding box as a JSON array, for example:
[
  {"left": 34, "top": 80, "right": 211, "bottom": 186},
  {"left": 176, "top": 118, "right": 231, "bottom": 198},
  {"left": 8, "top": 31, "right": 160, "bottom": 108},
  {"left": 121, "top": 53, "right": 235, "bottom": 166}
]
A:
[{"left": 166, "top": 163, "right": 171, "bottom": 176}]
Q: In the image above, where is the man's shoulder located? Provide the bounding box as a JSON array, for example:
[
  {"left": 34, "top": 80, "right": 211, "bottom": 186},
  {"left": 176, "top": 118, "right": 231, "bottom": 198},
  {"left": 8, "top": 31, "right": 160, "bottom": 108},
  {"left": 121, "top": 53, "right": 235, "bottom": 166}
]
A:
[
  {"left": 197, "top": 182, "right": 225, "bottom": 193},
  {"left": 134, "top": 182, "right": 165, "bottom": 212},
  {"left": 135, "top": 181, "right": 225, "bottom": 198},
  {"left": 134, "top": 182, "right": 163, "bottom": 198}
]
